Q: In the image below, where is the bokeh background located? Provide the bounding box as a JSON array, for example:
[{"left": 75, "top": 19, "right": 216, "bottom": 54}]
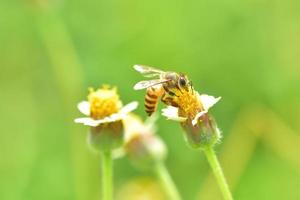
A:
[{"left": 1, "top": 0, "right": 300, "bottom": 200}]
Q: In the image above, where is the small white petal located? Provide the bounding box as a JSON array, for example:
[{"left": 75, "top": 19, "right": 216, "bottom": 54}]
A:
[
  {"left": 162, "top": 106, "right": 178, "bottom": 118},
  {"left": 74, "top": 116, "right": 120, "bottom": 127},
  {"left": 74, "top": 117, "right": 99, "bottom": 127},
  {"left": 107, "top": 113, "right": 126, "bottom": 121},
  {"left": 199, "top": 94, "right": 221, "bottom": 111},
  {"left": 75, "top": 102, "right": 138, "bottom": 127},
  {"left": 90, "top": 114, "right": 124, "bottom": 126},
  {"left": 120, "top": 101, "right": 139, "bottom": 114},
  {"left": 77, "top": 101, "right": 90, "bottom": 116},
  {"left": 162, "top": 106, "right": 187, "bottom": 122},
  {"left": 192, "top": 110, "right": 208, "bottom": 126}
]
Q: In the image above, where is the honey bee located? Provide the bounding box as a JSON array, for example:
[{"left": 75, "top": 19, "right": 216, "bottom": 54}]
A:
[{"left": 133, "top": 65, "right": 193, "bottom": 116}]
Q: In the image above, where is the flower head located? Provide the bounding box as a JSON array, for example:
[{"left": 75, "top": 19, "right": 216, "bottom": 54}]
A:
[
  {"left": 75, "top": 86, "right": 138, "bottom": 127},
  {"left": 162, "top": 92, "right": 221, "bottom": 126},
  {"left": 124, "top": 114, "right": 167, "bottom": 170},
  {"left": 88, "top": 86, "right": 121, "bottom": 119},
  {"left": 74, "top": 85, "right": 138, "bottom": 152},
  {"left": 162, "top": 90, "right": 221, "bottom": 149}
]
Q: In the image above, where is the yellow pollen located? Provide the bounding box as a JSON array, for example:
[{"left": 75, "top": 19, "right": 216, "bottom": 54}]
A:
[
  {"left": 88, "top": 86, "right": 122, "bottom": 119},
  {"left": 177, "top": 90, "right": 203, "bottom": 119}
]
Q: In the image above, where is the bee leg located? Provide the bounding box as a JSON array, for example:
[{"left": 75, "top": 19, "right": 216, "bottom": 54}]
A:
[
  {"left": 190, "top": 81, "right": 194, "bottom": 94},
  {"left": 163, "top": 85, "right": 179, "bottom": 97},
  {"left": 169, "top": 91, "right": 179, "bottom": 97},
  {"left": 161, "top": 93, "right": 179, "bottom": 107},
  {"left": 175, "top": 84, "right": 183, "bottom": 94},
  {"left": 161, "top": 93, "right": 172, "bottom": 106}
]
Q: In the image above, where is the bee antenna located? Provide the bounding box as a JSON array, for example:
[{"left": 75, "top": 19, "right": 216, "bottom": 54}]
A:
[{"left": 190, "top": 81, "right": 194, "bottom": 94}]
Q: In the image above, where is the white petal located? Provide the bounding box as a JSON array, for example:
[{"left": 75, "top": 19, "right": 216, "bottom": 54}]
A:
[
  {"left": 74, "top": 102, "right": 138, "bottom": 127},
  {"left": 162, "top": 106, "right": 178, "bottom": 118},
  {"left": 90, "top": 114, "right": 124, "bottom": 126},
  {"left": 77, "top": 101, "right": 90, "bottom": 116},
  {"left": 120, "top": 101, "right": 139, "bottom": 114},
  {"left": 199, "top": 94, "right": 221, "bottom": 111},
  {"left": 107, "top": 112, "right": 127, "bottom": 121},
  {"left": 162, "top": 106, "right": 187, "bottom": 122},
  {"left": 74, "top": 117, "right": 99, "bottom": 127},
  {"left": 74, "top": 115, "right": 122, "bottom": 127},
  {"left": 192, "top": 110, "right": 208, "bottom": 126}
]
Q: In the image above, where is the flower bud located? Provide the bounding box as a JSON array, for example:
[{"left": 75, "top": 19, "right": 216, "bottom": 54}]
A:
[
  {"left": 88, "top": 120, "right": 124, "bottom": 152},
  {"left": 161, "top": 92, "right": 222, "bottom": 150},
  {"left": 125, "top": 133, "right": 167, "bottom": 170},
  {"left": 74, "top": 85, "right": 138, "bottom": 152},
  {"left": 124, "top": 114, "right": 167, "bottom": 170},
  {"left": 181, "top": 113, "right": 221, "bottom": 149}
]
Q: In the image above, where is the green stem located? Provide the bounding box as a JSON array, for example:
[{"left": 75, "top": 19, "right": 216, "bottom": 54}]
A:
[
  {"left": 203, "top": 146, "right": 233, "bottom": 200},
  {"left": 155, "top": 162, "right": 182, "bottom": 200},
  {"left": 102, "top": 151, "right": 113, "bottom": 200}
]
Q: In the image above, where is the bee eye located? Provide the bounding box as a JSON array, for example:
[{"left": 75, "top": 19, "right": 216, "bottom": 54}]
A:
[{"left": 179, "top": 77, "right": 186, "bottom": 86}]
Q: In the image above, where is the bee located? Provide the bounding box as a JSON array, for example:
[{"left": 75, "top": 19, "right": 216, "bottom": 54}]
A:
[{"left": 133, "top": 65, "right": 193, "bottom": 116}]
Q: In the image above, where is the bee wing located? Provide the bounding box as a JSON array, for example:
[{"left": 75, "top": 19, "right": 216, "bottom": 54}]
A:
[
  {"left": 133, "top": 65, "right": 165, "bottom": 77},
  {"left": 134, "top": 79, "right": 169, "bottom": 90},
  {"left": 143, "top": 73, "right": 161, "bottom": 78}
]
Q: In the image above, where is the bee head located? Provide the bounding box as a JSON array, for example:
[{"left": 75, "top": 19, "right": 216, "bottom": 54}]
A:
[
  {"left": 178, "top": 74, "right": 190, "bottom": 89},
  {"left": 164, "top": 72, "right": 191, "bottom": 93},
  {"left": 165, "top": 72, "right": 178, "bottom": 81}
]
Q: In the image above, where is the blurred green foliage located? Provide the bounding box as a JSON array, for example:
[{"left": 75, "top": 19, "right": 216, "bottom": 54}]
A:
[{"left": 1, "top": 0, "right": 300, "bottom": 200}]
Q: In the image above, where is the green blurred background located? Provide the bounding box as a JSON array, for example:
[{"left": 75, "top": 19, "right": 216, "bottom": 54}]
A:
[{"left": 1, "top": 0, "right": 300, "bottom": 199}]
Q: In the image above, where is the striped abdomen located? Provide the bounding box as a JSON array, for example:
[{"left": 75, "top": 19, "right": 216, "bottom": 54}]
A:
[{"left": 144, "top": 86, "right": 164, "bottom": 116}]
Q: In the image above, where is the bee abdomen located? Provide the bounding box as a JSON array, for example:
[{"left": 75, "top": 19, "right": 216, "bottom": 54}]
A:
[{"left": 144, "top": 87, "right": 159, "bottom": 116}]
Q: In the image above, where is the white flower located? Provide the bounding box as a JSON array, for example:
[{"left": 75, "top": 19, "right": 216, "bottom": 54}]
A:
[
  {"left": 74, "top": 101, "right": 138, "bottom": 127},
  {"left": 162, "top": 94, "right": 221, "bottom": 126},
  {"left": 123, "top": 114, "right": 167, "bottom": 168},
  {"left": 123, "top": 113, "right": 158, "bottom": 143},
  {"left": 74, "top": 86, "right": 138, "bottom": 127}
]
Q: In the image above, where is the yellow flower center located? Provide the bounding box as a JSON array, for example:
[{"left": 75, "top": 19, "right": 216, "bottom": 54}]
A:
[
  {"left": 177, "top": 90, "right": 204, "bottom": 119},
  {"left": 88, "top": 86, "right": 122, "bottom": 119}
]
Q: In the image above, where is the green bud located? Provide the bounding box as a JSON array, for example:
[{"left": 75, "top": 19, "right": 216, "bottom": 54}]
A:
[
  {"left": 88, "top": 120, "right": 124, "bottom": 152},
  {"left": 181, "top": 113, "right": 221, "bottom": 149},
  {"left": 125, "top": 133, "right": 167, "bottom": 171}
]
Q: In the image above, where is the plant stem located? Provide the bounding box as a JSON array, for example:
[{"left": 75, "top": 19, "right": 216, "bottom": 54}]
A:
[
  {"left": 102, "top": 151, "right": 113, "bottom": 200},
  {"left": 155, "top": 162, "right": 182, "bottom": 200},
  {"left": 203, "top": 146, "right": 233, "bottom": 200}
]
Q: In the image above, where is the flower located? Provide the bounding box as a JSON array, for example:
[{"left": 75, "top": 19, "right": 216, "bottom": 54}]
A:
[
  {"left": 123, "top": 114, "right": 167, "bottom": 170},
  {"left": 75, "top": 86, "right": 138, "bottom": 127},
  {"left": 162, "top": 93, "right": 221, "bottom": 125},
  {"left": 162, "top": 91, "right": 222, "bottom": 149},
  {"left": 74, "top": 85, "right": 138, "bottom": 152}
]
